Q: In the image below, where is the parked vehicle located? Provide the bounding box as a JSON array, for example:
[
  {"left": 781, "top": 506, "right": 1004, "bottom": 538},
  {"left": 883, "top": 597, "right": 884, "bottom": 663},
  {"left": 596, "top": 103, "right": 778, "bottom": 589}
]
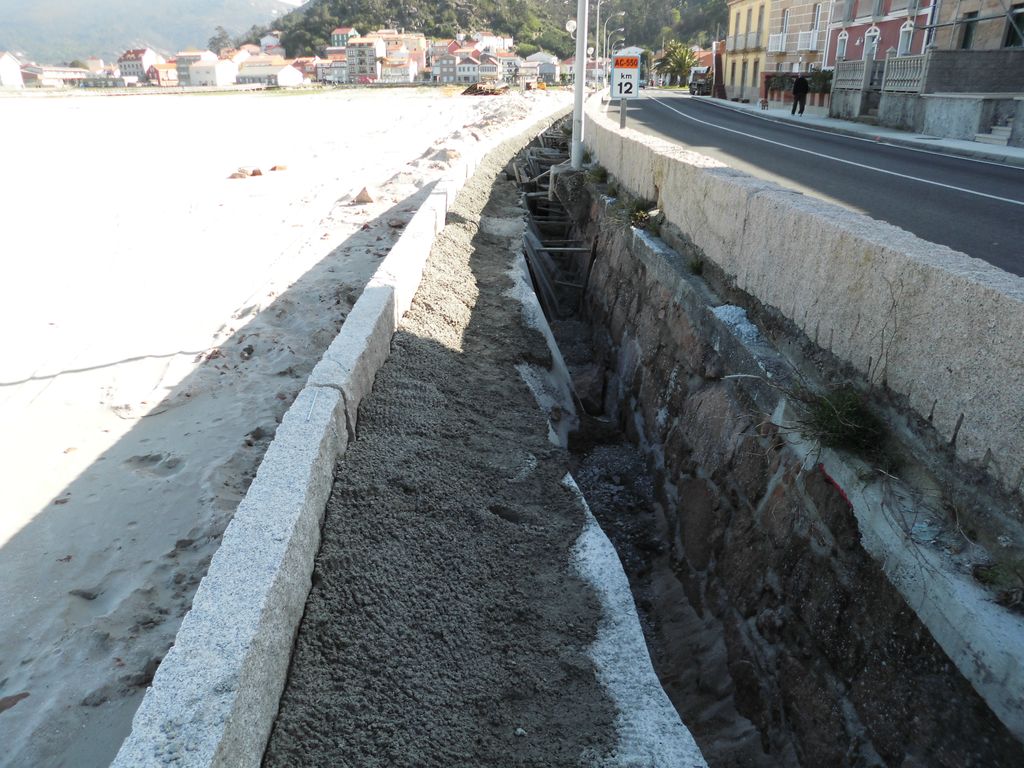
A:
[{"left": 688, "top": 66, "right": 711, "bottom": 95}]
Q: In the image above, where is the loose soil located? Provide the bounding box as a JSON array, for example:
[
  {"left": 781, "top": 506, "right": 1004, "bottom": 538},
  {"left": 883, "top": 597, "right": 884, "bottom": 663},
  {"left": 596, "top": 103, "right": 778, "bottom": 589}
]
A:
[{"left": 263, "top": 134, "right": 619, "bottom": 766}]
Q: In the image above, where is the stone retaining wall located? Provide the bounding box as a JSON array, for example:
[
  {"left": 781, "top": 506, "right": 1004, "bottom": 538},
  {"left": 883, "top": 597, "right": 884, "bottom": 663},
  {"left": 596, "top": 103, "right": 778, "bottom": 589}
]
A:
[
  {"left": 584, "top": 98, "right": 1024, "bottom": 499},
  {"left": 576, "top": 211, "right": 1024, "bottom": 762}
]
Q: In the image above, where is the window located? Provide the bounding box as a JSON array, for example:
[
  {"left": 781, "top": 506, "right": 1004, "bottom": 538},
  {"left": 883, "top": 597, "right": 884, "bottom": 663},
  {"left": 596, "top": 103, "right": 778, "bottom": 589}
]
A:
[
  {"left": 752, "top": 60, "right": 760, "bottom": 86},
  {"left": 730, "top": 60, "right": 736, "bottom": 84},
  {"left": 961, "top": 11, "right": 979, "bottom": 49},
  {"left": 837, "top": 31, "right": 849, "bottom": 60},
  {"left": 812, "top": 3, "right": 822, "bottom": 30},
  {"left": 757, "top": 6, "right": 765, "bottom": 34},
  {"left": 864, "top": 28, "right": 880, "bottom": 59},
  {"left": 898, "top": 21, "right": 914, "bottom": 54},
  {"left": 1005, "top": 4, "right": 1024, "bottom": 47},
  {"left": 782, "top": 9, "right": 791, "bottom": 36}
]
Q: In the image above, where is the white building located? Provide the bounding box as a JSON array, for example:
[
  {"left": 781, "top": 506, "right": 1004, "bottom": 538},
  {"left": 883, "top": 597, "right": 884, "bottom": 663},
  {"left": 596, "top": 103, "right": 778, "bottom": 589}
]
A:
[
  {"left": 381, "top": 58, "right": 417, "bottom": 82},
  {"left": 236, "top": 62, "right": 303, "bottom": 87},
  {"left": 0, "top": 51, "right": 23, "bottom": 88},
  {"left": 190, "top": 59, "right": 238, "bottom": 87},
  {"left": 174, "top": 50, "right": 217, "bottom": 85},
  {"left": 474, "top": 32, "right": 515, "bottom": 52},
  {"left": 118, "top": 48, "right": 159, "bottom": 82},
  {"left": 456, "top": 56, "right": 480, "bottom": 83},
  {"left": 497, "top": 52, "right": 524, "bottom": 82},
  {"left": 478, "top": 53, "right": 502, "bottom": 82},
  {"left": 526, "top": 51, "right": 561, "bottom": 83}
]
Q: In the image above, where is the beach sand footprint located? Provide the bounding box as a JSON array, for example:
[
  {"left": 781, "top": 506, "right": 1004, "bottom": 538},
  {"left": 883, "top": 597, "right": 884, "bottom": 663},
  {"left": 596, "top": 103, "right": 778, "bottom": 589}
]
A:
[{"left": 123, "top": 453, "right": 184, "bottom": 477}]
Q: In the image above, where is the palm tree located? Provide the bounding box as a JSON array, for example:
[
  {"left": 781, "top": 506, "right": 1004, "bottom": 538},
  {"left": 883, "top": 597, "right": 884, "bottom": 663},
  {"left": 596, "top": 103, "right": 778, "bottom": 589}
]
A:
[{"left": 651, "top": 40, "right": 699, "bottom": 87}]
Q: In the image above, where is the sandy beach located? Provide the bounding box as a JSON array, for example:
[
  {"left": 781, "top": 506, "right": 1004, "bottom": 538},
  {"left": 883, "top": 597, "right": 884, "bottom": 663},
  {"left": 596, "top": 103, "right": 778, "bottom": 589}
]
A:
[{"left": 0, "top": 85, "right": 571, "bottom": 767}]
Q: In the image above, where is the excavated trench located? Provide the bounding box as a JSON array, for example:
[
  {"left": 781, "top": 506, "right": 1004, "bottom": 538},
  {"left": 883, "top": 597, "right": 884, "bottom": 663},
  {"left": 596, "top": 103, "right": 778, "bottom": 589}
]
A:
[{"left": 515, "top": 131, "right": 1024, "bottom": 767}]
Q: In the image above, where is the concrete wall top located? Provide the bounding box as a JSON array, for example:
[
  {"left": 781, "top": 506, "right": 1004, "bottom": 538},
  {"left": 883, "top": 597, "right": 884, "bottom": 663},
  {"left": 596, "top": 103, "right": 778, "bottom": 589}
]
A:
[{"left": 585, "top": 98, "right": 1024, "bottom": 496}]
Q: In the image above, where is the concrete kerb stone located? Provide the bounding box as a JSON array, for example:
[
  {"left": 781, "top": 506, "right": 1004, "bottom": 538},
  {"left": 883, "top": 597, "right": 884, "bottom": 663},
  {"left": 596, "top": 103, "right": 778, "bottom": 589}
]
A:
[
  {"left": 585, "top": 97, "right": 1024, "bottom": 496},
  {"left": 112, "top": 386, "right": 345, "bottom": 768},
  {"left": 115, "top": 102, "right": 575, "bottom": 767}
]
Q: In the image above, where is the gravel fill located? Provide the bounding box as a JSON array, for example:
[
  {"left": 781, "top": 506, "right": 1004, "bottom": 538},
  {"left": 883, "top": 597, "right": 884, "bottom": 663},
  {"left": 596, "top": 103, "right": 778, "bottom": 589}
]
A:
[{"left": 263, "top": 132, "right": 618, "bottom": 767}]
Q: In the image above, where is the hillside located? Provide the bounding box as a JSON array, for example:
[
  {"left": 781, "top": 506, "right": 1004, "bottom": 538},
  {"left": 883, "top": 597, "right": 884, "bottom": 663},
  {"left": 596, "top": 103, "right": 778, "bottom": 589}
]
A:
[
  {"left": 267, "top": 0, "right": 727, "bottom": 59},
  {"left": 0, "top": 0, "right": 299, "bottom": 64}
]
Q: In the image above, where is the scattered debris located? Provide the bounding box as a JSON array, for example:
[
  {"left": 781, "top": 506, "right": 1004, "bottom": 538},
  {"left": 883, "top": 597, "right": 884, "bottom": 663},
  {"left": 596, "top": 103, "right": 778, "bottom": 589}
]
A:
[
  {"left": 0, "top": 692, "right": 30, "bottom": 714},
  {"left": 69, "top": 588, "right": 100, "bottom": 601},
  {"left": 353, "top": 187, "right": 375, "bottom": 204},
  {"left": 462, "top": 82, "right": 509, "bottom": 96}
]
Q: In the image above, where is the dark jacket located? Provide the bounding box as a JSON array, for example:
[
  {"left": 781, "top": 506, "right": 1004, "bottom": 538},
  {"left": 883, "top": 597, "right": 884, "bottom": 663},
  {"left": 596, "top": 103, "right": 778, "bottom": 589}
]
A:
[{"left": 793, "top": 76, "right": 809, "bottom": 96}]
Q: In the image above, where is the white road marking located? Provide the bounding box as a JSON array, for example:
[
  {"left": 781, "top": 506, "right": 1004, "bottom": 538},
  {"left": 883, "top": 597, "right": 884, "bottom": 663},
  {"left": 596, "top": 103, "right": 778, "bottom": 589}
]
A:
[{"left": 648, "top": 96, "right": 1024, "bottom": 207}]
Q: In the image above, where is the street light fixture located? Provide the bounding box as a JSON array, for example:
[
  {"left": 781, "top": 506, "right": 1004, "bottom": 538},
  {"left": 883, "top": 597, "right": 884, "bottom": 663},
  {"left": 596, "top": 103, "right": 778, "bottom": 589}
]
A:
[
  {"left": 604, "top": 26, "right": 624, "bottom": 83},
  {"left": 601, "top": 11, "right": 625, "bottom": 64},
  {"left": 605, "top": 26, "right": 625, "bottom": 61}
]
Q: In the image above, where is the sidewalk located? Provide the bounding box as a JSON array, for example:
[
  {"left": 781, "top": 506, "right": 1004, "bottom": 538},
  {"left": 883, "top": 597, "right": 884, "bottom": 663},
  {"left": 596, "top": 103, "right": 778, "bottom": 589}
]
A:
[{"left": 686, "top": 93, "right": 1024, "bottom": 169}]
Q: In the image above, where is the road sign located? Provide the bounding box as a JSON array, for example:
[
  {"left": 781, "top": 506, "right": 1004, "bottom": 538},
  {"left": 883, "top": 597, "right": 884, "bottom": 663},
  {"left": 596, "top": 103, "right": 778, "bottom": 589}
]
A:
[{"left": 611, "top": 56, "right": 639, "bottom": 101}]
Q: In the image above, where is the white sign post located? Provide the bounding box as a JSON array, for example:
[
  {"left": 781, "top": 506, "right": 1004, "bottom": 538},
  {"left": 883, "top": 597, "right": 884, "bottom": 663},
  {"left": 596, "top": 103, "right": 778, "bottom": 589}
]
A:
[{"left": 610, "top": 55, "right": 639, "bottom": 129}]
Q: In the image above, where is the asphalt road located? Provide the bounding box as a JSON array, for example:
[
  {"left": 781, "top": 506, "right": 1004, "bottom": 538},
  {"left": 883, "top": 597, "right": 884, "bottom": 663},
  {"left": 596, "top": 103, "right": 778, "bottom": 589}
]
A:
[{"left": 624, "top": 91, "right": 1024, "bottom": 277}]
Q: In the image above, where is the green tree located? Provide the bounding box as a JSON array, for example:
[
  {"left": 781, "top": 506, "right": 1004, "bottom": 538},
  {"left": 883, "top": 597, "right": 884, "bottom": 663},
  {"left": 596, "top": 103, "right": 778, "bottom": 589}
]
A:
[
  {"left": 209, "top": 26, "right": 232, "bottom": 54},
  {"left": 651, "top": 39, "right": 698, "bottom": 86}
]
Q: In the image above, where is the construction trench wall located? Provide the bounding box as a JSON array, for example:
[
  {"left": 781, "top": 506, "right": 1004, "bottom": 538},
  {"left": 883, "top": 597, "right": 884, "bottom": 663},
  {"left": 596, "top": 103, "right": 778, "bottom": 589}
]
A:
[{"left": 576, "top": 101, "right": 1024, "bottom": 763}]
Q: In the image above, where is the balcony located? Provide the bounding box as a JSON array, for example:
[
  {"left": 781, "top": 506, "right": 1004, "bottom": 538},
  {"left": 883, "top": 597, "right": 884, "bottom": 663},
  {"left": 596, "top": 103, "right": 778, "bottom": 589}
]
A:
[
  {"left": 744, "top": 30, "right": 762, "bottom": 49},
  {"left": 797, "top": 30, "right": 819, "bottom": 51},
  {"left": 727, "top": 34, "right": 741, "bottom": 51},
  {"left": 768, "top": 33, "right": 786, "bottom": 53}
]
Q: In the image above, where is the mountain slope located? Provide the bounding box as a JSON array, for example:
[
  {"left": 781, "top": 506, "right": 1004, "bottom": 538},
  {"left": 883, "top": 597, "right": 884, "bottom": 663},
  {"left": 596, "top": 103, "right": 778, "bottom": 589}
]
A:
[{"left": 0, "top": 0, "right": 296, "bottom": 64}]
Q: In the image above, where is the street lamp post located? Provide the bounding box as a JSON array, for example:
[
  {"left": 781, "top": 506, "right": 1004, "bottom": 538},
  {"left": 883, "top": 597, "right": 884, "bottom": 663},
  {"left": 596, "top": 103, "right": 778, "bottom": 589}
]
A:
[
  {"left": 602, "top": 12, "right": 625, "bottom": 67},
  {"left": 570, "top": 0, "right": 589, "bottom": 168}
]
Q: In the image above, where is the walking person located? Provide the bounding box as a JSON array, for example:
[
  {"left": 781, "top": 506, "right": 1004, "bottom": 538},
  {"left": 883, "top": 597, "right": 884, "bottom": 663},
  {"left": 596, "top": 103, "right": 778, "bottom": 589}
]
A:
[{"left": 791, "top": 74, "right": 809, "bottom": 116}]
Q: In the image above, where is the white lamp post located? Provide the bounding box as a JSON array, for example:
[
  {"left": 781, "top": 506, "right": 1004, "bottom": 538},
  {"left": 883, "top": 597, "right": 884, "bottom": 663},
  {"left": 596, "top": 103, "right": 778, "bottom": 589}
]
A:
[
  {"left": 570, "top": 0, "right": 589, "bottom": 168},
  {"left": 602, "top": 12, "right": 625, "bottom": 65}
]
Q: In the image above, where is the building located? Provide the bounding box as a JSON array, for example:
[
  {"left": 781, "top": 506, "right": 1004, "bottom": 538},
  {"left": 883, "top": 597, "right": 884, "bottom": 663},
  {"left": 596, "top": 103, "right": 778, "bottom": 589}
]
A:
[
  {"left": 316, "top": 58, "right": 348, "bottom": 83},
  {"left": 478, "top": 53, "right": 502, "bottom": 82},
  {"left": 84, "top": 57, "right": 106, "bottom": 73},
  {"left": 517, "top": 59, "right": 541, "bottom": 85},
  {"left": 291, "top": 57, "right": 321, "bottom": 81},
  {"left": 494, "top": 52, "right": 522, "bottom": 82},
  {"left": 526, "top": 51, "right": 561, "bottom": 83},
  {"left": 346, "top": 36, "right": 386, "bottom": 82},
  {"left": 724, "top": 0, "right": 768, "bottom": 100},
  {"left": 260, "top": 32, "right": 286, "bottom": 58},
  {"left": 118, "top": 48, "right": 159, "bottom": 82},
  {"left": 456, "top": 54, "right": 480, "bottom": 83},
  {"left": 330, "top": 27, "right": 359, "bottom": 48},
  {"left": 929, "top": 0, "right": 1021, "bottom": 49},
  {"left": 824, "top": 0, "right": 935, "bottom": 67},
  {"left": 21, "top": 65, "right": 89, "bottom": 87},
  {"left": 381, "top": 57, "right": 417, "bottom": 82},
  {"left": 175, "top": 50, "right": 217, "bottom": 85},
  {"left": 434, "top": 52, "right": 458, "bottom": 83},
  {"left": 473, "top": 31, "right": 515, "bottom": 52},
  {"left": 147, "top": 63, "right": 179, "bottom": 86},
  {"left": 0, "top": 51, "right": 23, "bottom": 88},
  {"left": 236, "top": 61, "right": 303, "bottom": 86},
  {"left": 190, "top": 58, "right": 238, "bottom": 87},
  {"left": 766, "top": 2, "right": 827, "bottom": 73}
]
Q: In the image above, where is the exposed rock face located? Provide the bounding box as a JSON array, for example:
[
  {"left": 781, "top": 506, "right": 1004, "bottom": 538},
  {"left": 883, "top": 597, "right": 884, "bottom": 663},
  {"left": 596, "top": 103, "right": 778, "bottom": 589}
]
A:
[{"left": 575, "top": 208, "right": 1024, "bottom": 767}]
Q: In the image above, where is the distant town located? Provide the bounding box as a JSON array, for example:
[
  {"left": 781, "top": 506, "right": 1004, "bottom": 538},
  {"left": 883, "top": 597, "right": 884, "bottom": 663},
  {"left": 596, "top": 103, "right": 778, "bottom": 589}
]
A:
[{"left": 0, "top": 26, "right": 620, "bottom": 90}]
